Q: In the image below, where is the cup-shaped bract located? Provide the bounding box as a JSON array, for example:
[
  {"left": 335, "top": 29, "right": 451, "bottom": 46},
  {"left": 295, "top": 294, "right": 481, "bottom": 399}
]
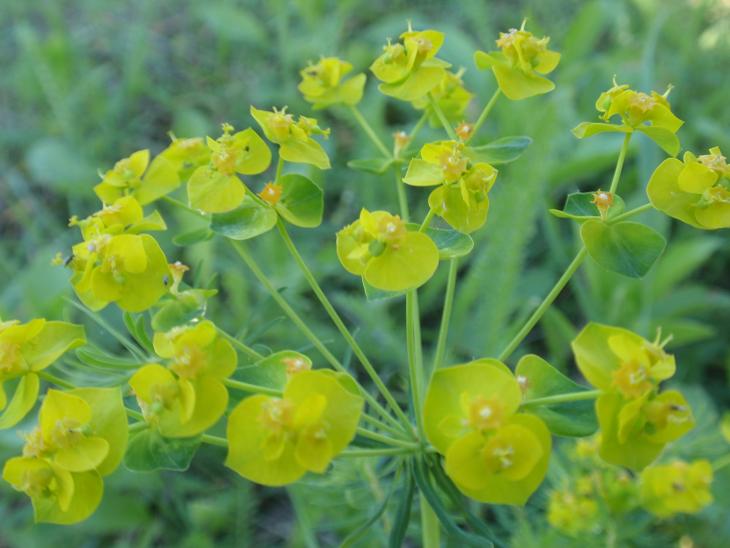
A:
[
  {"left": 370, "top": 26, "right": 450, "bottom": 101},
  {"left": 298, "top": 57, "right": 366, "bottom": 109},
  {"left": 251, "top": 106, "right": 331, "bottom": 169},
  {"left": 336, "top": 209, "right": 439, "bottom": 291},
  {"left": 640, "top": 459, "right": 713, "bottom": 517},
  {"left": 423, "top": 359, "right": 551, "bottom": 505},
  {"left": 226, "top": 370, "right": 364, "bottom": 486},
  {"left": 0, "top": 319, "right": 85, "bottom": 429},
  {"left": 474, "top": 22, "right": 560, "bottom": 101},
  {"left": 187, "top": 124, "right": 271, "bottom": 213},
  {"left": 647, "top": 147, "right": 730, "bottom": 229}
]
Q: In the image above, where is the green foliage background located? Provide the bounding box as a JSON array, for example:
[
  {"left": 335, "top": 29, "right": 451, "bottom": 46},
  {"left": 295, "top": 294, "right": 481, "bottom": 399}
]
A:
[{"left": 0, "top": 0, "right": 728, "bottom": 546}]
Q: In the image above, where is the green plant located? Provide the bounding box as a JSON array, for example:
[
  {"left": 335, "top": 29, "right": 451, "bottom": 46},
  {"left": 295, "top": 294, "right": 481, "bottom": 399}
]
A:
[{"left": 1, "top": 15, "right": 729, "bottom": 547}]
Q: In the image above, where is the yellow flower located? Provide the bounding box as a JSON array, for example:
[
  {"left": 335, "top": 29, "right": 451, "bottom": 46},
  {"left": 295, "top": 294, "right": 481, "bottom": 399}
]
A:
[
  {"left": 336, "top": 209, "right": 439, "bottom": 291},
  {"left": 640, "top": 460, "right": 713, "bottom": 517},
  {"left": 423, "top": 359, "right": 551, "bottom": 505},
  {"left": 0, "top": 319, "right": 85, "bottom": 429},
  {"left": 547, "top": 488, "right": 598, "bottom": 536},
  {"left": 226, "top": 370, "right": 363, "bottom": 486},
  {"left": 474, "top": 21, "right": 560, "bottom": 100},
  {"left": 648, "top": 146, "right": 730, "bottom": 229},
  {"left": 370, "top": 26, "right": 450, "bottom": 101},
  {"left": 298, "top": 57, "right": 366, "bottom": 109}
]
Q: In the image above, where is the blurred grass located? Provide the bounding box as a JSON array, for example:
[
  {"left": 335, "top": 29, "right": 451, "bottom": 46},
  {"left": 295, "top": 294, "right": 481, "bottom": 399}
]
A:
[{"left": 1, "top": 0, "right": 729, "bottom": 545}]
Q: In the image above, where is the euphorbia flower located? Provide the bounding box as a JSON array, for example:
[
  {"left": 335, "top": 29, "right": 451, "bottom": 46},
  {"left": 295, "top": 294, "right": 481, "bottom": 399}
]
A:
[
  {"left": 68, "top": 231, "right": 170, "bottom": 313},
  {"left": 130, "top": 321, "right": 236, "bottom": 438},
  {"left": 573, "top": 79, "right": 683, "bottom": 156},
  {"left": 0, "top": 319, "right": 85, "bottom": 429},
  {"left": 94, "top": 148, "right": 182, "bottom": 206},
  {"left": 1, "top": 388, "right": 127, "bottom": 524},
  {"left": 572, "top": 323, "right": 694, "bottom": 470},
  {"left": 404, "top": 140, "right": 498, "bottom": 233},
  {"left": 298, "top": 57, "right": 366, "bottom": 109},
  {"left": 251, "top": 106, "right": 330, "bottom": 169},
  {"left": 474, "top": 21, "right": 560, "bottom": 100},
  {"left": 71, "top": 196, "right": 166, "bottom": 242},
  {"left": 370, "top": 25, "right": 450, "bottom": 101},
  {"left": 547, "top": 488, "right": 598, "bottom": 536},
  {"left": 640, "top": 459, "right": 713, "bottom": 517},
  {"left": 411, "top": 69, "right": 473, "bottom": 127},
  {"left": 187, "top": 123, "right": 271, "bottom": 213},
  {"left": 423, "top": 359, "right": 551, "bottom": 505},
  {"left": 647, "top": 146, "right": 730, "bottom": 229},
  {"left": 336, "top": 209, "right": 439, "bottom": 291},
  {"left": 225, "top": 370, "right": 363, "bottom": 486}
]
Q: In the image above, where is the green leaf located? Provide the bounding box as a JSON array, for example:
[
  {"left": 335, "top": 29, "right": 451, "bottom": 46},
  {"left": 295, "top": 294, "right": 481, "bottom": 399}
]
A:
[
  {"left": 210, "top": 195, "right": 277, "bottom": 240},
  {"left": 405, "top": 223, "right": 474, "bottom": 259},
  {"left": 580, "top": 220, "right": 666, "bottom": 278},
  {"left": 465, "top": 136, "right": 532, "bottom": 165},
  {"left": 151, "top": 294, "right": 208, "bottom": 332},
  {"left": 362, "top": 279, "right": 406, "bottom": 302},
  {"left": 516, "top": 354, "right": 597, "bottom": 437},
  {"left": 124, "top": 429, "right": 201, "bottom": 472},
  {"left": 236, "top": 350, "right": 312, "bottom": 391},
  {"left": 275, "top": 174, "right": 324, "bottom": 228},
  {"left": 571, "top": 122, "right": 628, "bottom": 139},
  {"left": 172, "top": 227, "right": 214, "bottom": 246},
  {"left": 347, "top": 158, "right": 394, "bottom": 174},
  {"left": 549, "top": 191, "right": 625, "bottom": 221}
]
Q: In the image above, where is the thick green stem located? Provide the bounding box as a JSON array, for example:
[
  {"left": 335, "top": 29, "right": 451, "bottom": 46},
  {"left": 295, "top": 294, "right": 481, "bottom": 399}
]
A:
[
  {"left": 201, "top": 434, "right": 228, "bottom": 448},
  {"left": 406, "top": 291, "right": 426, "bottom": 437},
  {"left": 609, "top": 133, "right": 632, "bottom": 194},
  {"left": 432, "top": 259, "right": 458, "bottom": 372},
  {"left": 609, "top": 202, "right": 653, "bottom": 223},
  {"left": 349, "top": 105, "right": 392, "bottom": 158},
  {"left": 161, "top": 195, "right": 208, "bottom": 217},
  {"left": 394, "top": 168, "right": 411, "bottom": 222},
  {"left": 275, "top": 155, "right": 284, "bottom": 181},
  {"left": 407, "top": 112, "right": 429, "bottom": 149},
  {"left": 498, "top": 247, "right": 588, "bottom": 361},
  {"left": 520, "top": 389, "right": 602, "bottom": 408},
  {"left": 428, "top": 93, "right": 457, "bottom": 140},
  {"left": 275, "top": 220, "right": 413, "bottom": 431},
  {"left": 223, "top": 378, "right": 282, "bottom": 397},
  {"left": 466, "top": 88, "right": 501, "bottom": 144},
  {"left": 230, "top": 240, "right": 406, "bottom": 432}
]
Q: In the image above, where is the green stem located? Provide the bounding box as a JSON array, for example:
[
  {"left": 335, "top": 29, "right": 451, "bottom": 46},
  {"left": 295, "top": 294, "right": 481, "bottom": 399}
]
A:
[
  {"left": 418, "top": 208, "right": 436, "bottom": 232},
  {"left": 216, "top": 328, "right": 264, "bottom": 361},
  {"left": 356, "top": 428, "right": 420, "bottom": 449},
  {"left": 339, "top": 447, "right": 416, "bottom": 458},
  {"left": 466, "top": 88, "right": 501, "bottom": 144},
  {"left": 520, "top": 389, "right": 602, "bottom": 408},
  {"left": 428, "top": 93, "right": 457, "bottom": 140},
  {"left": 407, "top": 111, "right": 429, "bottom": 148},
  {"left": 222, "top": 378, "right": 282, "bottom": 397},
  {"left": 275, "top": 220, "right": 414, "bottom": 432},
  {"left": 37, "top": 371, "right": 75, "bottom": 390},
  {"left": 360, "top": 413, "right": 410, "bottom": 439},
  {"left": 608, "top": 133, "right": 632, "bottom": 194},
  {"left": 349, "top": 105, "right": 392, "bottom": 159},
  {"left": 161, "top": 195, "right": 208, "bottom": 217},
  {"left": 394, "top": 167, "right": 411, "bottom": 222},
  {"left": 406, "top": 291, "right": 426, "bottom": 437},
  {"left": 230, "top": 240, "right": 406, "bottom": 432},
  {"left": 275, "top": 155, "right": 284, "bottom": 182},
  {"left": 420, "top": 493, "right": 441, "bottom": 548},
  {"left": 128, "top": 421, "right": 147, "bottom": 433},
  {"left": 608, "top": 202, "right": 653, "bottom": 224},
  {"left": 498, "top": 247, "right": 588, "bottom": 361},
  {"left": 201, "top": 434, "right": 228, "bottom": 448},
  {"left": 125, "top": 407, "right": 145, "bottom": 422},
  {"left": 432, "top": 259, "right": 458, "bottom": 372}
]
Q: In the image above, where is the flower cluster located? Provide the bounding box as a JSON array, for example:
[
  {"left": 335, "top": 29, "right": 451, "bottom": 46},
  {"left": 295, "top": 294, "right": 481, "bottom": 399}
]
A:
[
  {"left": 572, "top": 323, "right": 694, "bottom": 470},
  {"left": 298, "top": 57, "right": 366, "bottom": 109},
  {"left": 423, "top": 360, "right": 551, "bottom": 504},
  {"left": 226, "top": 369, "right": 363, "bottom": 486},
  {"left": 2, "top": 388, "right": 127, "bottom": 524},
  {"left": 404, "top": 140, "right": 498, "bottom": 233}
]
